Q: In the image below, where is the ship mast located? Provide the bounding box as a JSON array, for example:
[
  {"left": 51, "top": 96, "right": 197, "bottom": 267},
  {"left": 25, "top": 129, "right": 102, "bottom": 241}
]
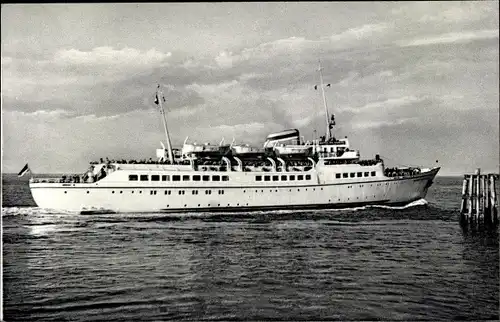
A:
[
  {"left": 318, "top": 60, "right": 331, "bottom": 141},
  {"left": 156, "top": 85, "right": 175, "bottom": 164}
]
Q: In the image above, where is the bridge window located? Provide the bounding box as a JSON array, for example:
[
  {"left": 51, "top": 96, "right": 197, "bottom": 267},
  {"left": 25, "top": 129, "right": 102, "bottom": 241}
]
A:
[
  {"left": 343, "top": 173, "right": 348, "bottom": 178},
  {"left": 371, "top": 171, "right": 376, "bottom": 176},
  {"left": 298, "top": 175, "right": 304, "bottom": 180},
  {"left": 281, "top": 175, "right": 287, "bottom": 181},
  {"left": 151, "top": 175, "right": 160, "bottom": 181},
  {"left": 306, "top": 174, "right": 311, "bottom": 180},
  {"left": 264, "top": 176, "right": 271, "bottom": 182},
  {"left": 336, "top": 173, "right": 341, "bottom": 179},
  {"left": 129, "top": 175, "right": 138, "bottom": 181},
  {"left": 203, "top": 175, "right": 210, "bottom": 181},
  {"left": 193, "top": 175, "right": 201, "bottom": 181},
  {"left": 357, "top": 172, "right": 362, "bottom": 177},
  {"left": 364, "top": 172, "right": 369, "bottom": 177},
  {"left": 256, "top": 175, "right": 262, "bottom": 181},
  {"left": 212, "top": 175, "right": 220, "bottom": 181},
  {"left": 173, "top": 175, "right": 180, "bottom": 181},
  {"left": 350, "top": 173, "right": 355, "bottom": 178},
  {"left": 140, "top": 175, "right": 149, "bottom": 181},
  {"left": 290, "top": 175, "right": 295, "bottom": 180},
  {"left": 162, "top": 175, "right": 170, "bottom": 181},
  {"left": 222, "top": 175, "right": 229, "bottom": 181},
  {"left": 182, "top": 175, "right": 190, "bottom": 181},
  {"left": 272, "top": 175, "right": 279, "bottom": 181}
]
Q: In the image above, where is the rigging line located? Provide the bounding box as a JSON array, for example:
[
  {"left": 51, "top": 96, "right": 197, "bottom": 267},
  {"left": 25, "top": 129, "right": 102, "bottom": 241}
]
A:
[{"left": 379, "top": 155, "right": 423, "bottom": 168}]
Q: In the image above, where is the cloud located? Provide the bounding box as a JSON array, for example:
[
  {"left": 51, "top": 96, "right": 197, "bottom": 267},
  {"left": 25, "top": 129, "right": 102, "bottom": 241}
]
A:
[
  {"left": 54, "top": 46, "right": 172, "bottom": 67},
  {"left": 418, "top": 3, "right": 495, "bottom": 24},
  {"left": 330, "top": 23, "right": 390, "bottom": 41},
  {"left": 12, "top": 109, "right": 73, "bottom": 119},
  {"left": 336, "top": 96, "right": 423, "bottom": 115},
  {"left": 399, "top": 29, "right": 499, "bottom": 47},
  {"left": 352, "top": 117, "right": 418, "bottom": 129}
]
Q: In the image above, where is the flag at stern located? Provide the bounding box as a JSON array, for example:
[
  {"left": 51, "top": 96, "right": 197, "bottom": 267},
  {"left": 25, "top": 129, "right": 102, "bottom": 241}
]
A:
[{"left": 18, "top": 163, "right": 30, "bottom": 177}]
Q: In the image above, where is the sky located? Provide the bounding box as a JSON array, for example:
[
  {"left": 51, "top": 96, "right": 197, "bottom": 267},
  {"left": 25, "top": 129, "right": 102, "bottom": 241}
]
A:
[{"left": 1, "top": 2, "right": 499, "bottom": 176}]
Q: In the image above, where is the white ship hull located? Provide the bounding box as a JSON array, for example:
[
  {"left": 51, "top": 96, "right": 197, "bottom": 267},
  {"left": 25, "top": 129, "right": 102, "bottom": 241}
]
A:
[{"left": 30, "top": 166, "right": 439, "bottom": 214}]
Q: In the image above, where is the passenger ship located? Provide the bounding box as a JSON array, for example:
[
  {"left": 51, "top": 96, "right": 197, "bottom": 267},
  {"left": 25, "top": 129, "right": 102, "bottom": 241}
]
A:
[{"left": 29, "top": 62, "right": 440, "bottom": 214}]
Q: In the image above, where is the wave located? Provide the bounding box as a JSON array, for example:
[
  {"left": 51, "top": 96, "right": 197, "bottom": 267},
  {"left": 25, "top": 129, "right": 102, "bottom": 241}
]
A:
[
  {"left": 368, "top": 198, "right": 428, "bottom": 210},
  {"left": 2, "top": 199, "right": 429, "bottom": 218},
  {"left": 2, "top": 207, "right": 80, "bottom": 217}
]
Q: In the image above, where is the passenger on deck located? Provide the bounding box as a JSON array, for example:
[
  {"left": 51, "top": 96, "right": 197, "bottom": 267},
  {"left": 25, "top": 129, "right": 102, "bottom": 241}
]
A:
[
  {"left": 98, "top": 167, "right": 107, "bottom": 180},
  {"left": 85, "top": 166, "right": 95, "bottom": 183}
]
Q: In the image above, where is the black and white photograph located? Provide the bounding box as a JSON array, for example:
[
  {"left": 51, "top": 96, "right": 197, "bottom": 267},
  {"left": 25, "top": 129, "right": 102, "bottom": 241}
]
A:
[{"left": 1, "top": 2, "right": 499, "bottom": 321}]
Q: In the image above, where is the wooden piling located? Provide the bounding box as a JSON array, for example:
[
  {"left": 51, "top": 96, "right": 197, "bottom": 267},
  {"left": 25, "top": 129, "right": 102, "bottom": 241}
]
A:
[
  {"left": 460, "top": 177, "right": 468, "bottom": 214},
  {"left": 460, "top": 169, "right": 498, "bottom": 228},
  {"left": 480, "top": 175, "right": 486, "bottom": 220},
  {"left": 468, "top": 174, "right": 473, "bottom": 218},
  {"left": 490, "top": 174, "right": 498, "bottom": 225}
]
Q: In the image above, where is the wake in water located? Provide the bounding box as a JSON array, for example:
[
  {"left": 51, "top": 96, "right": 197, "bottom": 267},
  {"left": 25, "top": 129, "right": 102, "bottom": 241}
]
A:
[
  {"left": 1, "top": 199, "right": 431, "bottom": 220},
  {"left": 369, "top": 198, "right": 429, "bottom": 210}
]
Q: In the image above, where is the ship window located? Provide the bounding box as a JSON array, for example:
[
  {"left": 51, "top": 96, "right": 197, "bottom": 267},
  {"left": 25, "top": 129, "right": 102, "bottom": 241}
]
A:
[
  {"left": 202, "top": 175, "right": 210, "bottom": 181},
  {"left": 336, "top": 173, "right": 341, "bottom": 179},
  {"left": 272, "top": 175, "right": 279, "bottom": 181},
  {"left": 281, "top": 175, "right": 287, "bottom": 181},
  {"left": 222, "top": 176, "right": 229, "bottom": 181},
  {"left": 256, "top": 175, "right": 262, "bottom": 181},
  {"left": 364, "top": 172, "right": 369, "bottom": 177},
  {"left": 140, "top": 175, "right": 149, "bottom": 181},
  {"left": 173, "top": 175, "right": 181, "bottom": 181},
  {"left": 151, "top": 175, "right": 160, "bottom": 181},
  {"left": 290, "top": 175, "right": 295, "bottom": 180},
  {"left": 371, "top": 171, "right": 376, "bottom": 176},
  {"left": 193, "top": 175, "right": 201, "bottom": 181},
  {"left": 129, "top": 175, "right": 138, "bottom": 181},
  {"left": 264, "top": 176, "right": 270, "bottom": 182},
  {"left": 182, "top": 175, "right": 190, "bottom": 181},
  {"left": 343, "top": 173, "right": 348, "bottom": 178},
  {"left": 330, "top": 147, "right": 334, "bottom": 152},
  {"left": 162, "top": 175, "right": 170, "bottom": 181},
  {"left": 192, "top": 190, "right": 198, "bottom": 195},
  {"left": 298, "top": 175, "right": 304, "bottom": 180},
  {"left": 350, "top": 173, "right": 355, "bottom": 178},
  {"left": 306, "top": 175, "right": 311, "bottom": 180},
  {"left": 212, "top": 175, "right": 220, "bottom": 181},
  {"left": 357, "top": 172, "right": 362, "bottom": 177}
]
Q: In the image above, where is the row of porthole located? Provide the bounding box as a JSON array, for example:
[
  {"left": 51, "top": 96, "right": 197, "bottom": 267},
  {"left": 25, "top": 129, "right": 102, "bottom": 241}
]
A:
[
  {"left": 67, "top": 185, "right": 387, "bottom": 195},
  {"left": 67, "top": 191, "right": 379, "bottom": 201},
  {"left": 164, "top": 203, "right": 250, "bottom": 208},
  {"left": 70, "top": 187, "right": 327, "bottom": 194}
]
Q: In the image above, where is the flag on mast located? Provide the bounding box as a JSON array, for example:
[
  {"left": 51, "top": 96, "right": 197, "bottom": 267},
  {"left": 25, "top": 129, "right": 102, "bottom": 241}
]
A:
[{"left": 18, "top": 163, "right": 30, "bottom": 177}]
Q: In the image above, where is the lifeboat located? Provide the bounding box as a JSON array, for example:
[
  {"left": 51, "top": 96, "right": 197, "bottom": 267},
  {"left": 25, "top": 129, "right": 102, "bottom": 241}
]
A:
[
  {"left": 274, "top": 144, "right": 313, "bottom": 159},
  {"left": 231, "top": 144, "right": 266, "bottom": 159}
]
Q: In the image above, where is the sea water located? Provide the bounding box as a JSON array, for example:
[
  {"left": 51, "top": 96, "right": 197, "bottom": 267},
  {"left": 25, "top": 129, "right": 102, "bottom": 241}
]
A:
[{"left": 2, "top": 175, "right": 498, "bottom": 321}]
